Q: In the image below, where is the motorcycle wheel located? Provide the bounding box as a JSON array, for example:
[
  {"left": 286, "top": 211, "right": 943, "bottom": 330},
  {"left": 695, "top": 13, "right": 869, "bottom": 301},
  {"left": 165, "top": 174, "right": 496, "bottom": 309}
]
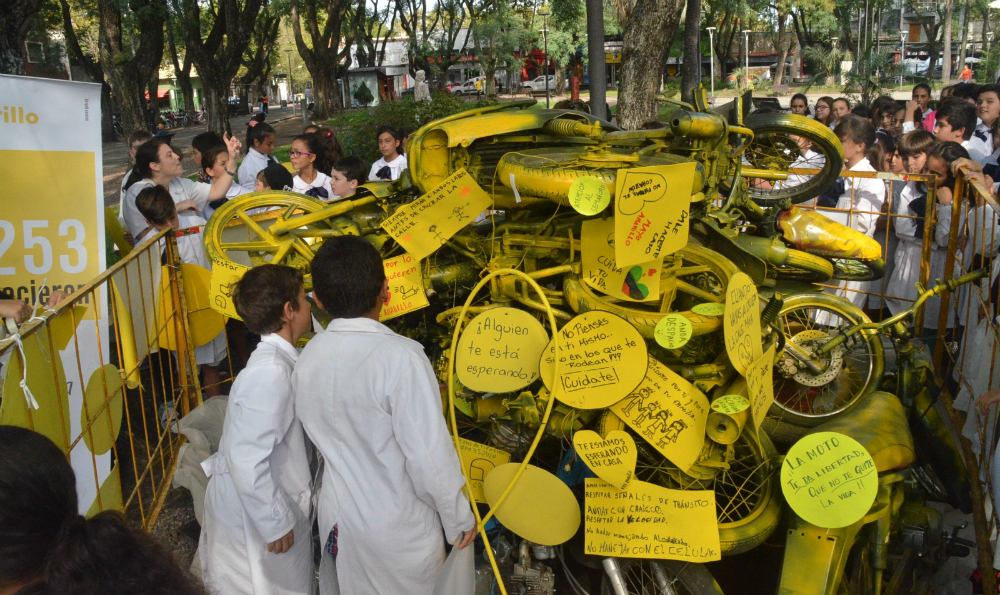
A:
[
  {"left": 596, "top": 412, "right": 784, "bottom": 556},
  {"left": 775, "top": 248, "right": 836, "bottom": 282},
  {"left": 601, "top": 559, "right": 724, "bottom": 595},
  {"left": 764, "top": 292, "right": 885, "bottom": 444},
  {"left": 203, "top": 191, "right": 331, "bottom": 282},
  {"left": 830, "top": 257, "right": 887, "bottom": 281},
  {"left": 741, "top": 113, "right": 844, "bottom": 207},
  {"left": 562, "top": 245, "right": 737, "bottom": 340}
]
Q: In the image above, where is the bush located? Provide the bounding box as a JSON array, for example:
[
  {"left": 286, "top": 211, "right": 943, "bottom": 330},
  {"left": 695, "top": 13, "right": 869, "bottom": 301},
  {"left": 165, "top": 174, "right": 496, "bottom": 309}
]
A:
[
  {"left": 353, "top": 82, "right": 375, "bottom": 107},
  {"left": 325, "top": 92, "right": 495, "bottom": 163}
]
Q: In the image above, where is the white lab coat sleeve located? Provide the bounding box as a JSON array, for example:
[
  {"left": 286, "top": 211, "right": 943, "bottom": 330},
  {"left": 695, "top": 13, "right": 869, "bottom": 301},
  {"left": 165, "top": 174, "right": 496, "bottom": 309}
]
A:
[
  {"left": 176, "top": 177, "right": 212, "bottom": 211},
  {"left": 902, "top": 121, "right": 915, "bottom": 134},
  {"left": 224, "top": 363, "right": 299, "bottom": 543},
  {"left": 388, "top": 349, "right": 475, "bottom": 544}
]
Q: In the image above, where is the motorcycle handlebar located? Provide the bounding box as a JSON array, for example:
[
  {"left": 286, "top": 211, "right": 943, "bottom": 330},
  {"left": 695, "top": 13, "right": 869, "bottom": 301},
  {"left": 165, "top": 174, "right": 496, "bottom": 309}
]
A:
[{"left": 934, "top": 268, "right": 990, "bottom": 296}]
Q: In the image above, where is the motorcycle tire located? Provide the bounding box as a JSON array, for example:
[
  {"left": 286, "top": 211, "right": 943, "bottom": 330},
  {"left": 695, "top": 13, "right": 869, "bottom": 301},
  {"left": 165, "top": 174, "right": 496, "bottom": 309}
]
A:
[
  {"left": 742, "top": 112, "right": 844, "bottom": 207},
  {"left": 775, "top": 248, "right": 836, "bottom": 282},
  {"left": 601, "top": 559, "right": 725, "bottom": 595},
  {"left": 596, "top": 411, "right": 784, "bottom": 556}
]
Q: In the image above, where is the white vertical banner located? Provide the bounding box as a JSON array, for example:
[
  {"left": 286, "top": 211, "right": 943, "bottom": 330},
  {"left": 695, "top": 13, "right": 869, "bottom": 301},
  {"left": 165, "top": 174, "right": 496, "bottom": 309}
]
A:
[{"left": 0, "top": 74, "right": 110, "bottom": 514}]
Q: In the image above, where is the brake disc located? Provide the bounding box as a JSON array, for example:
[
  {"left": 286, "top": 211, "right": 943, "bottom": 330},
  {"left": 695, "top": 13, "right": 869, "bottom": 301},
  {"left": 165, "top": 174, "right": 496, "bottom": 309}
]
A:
[{"left": 779, "top": 329, "right": 846, "bottom": 387}]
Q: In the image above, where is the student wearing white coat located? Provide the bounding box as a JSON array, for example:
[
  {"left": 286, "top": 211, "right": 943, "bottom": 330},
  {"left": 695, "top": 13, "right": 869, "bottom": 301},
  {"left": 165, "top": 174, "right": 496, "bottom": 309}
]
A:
[
  {"left": 199, "top": 265, "right": 315, "bottom": 595},
  {"left": 293, "top": 236, "right": 476, "bottom": 595}
]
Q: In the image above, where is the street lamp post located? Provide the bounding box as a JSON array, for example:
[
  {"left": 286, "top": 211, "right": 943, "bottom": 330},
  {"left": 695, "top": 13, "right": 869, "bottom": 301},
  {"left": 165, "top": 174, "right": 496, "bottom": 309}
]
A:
[
  {"left": 742, "top": 30, "right": 751, "bottom": 82},
  {"left": 900, "top": 31, "right": 907, "bottom": 89},
  {"left": 706, "top": 26, "right": 716, "bottom": 97},
  {"left": 990, "top": 31, "right": 996, "bottom": 81},
  {"left": 538, "top": 6, "right": 551, "bottom": 108},
  {"left": 284, "top": 49, "right": 294, "bottom": 109}
]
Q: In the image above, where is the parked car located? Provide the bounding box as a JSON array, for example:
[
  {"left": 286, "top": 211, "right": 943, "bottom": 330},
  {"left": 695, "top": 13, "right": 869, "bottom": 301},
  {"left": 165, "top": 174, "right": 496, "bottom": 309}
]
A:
[
  {"left": 451, "top": 76, "right": 486, "bottom": 95},
  {"left": 521, "top": 75, "right": 555, "bottom": 94}
]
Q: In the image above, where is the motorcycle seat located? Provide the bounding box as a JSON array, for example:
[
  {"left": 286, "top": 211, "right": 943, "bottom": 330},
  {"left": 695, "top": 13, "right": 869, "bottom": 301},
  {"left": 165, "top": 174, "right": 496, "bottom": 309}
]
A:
[{"left": 809, "top": 391, "right": 916, "bottom": 473}]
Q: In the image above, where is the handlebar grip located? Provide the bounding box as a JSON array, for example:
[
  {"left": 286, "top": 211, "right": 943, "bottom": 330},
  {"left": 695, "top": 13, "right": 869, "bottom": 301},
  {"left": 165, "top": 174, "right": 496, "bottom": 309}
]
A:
[{"left": 942, "top": 268, "right": 989, "bottom": 293}]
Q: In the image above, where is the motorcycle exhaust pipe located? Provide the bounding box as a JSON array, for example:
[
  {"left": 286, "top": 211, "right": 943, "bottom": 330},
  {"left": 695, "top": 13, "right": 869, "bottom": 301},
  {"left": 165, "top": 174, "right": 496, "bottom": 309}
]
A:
[{"left": 602, "top": 558, "right": 628, "bottom": 595}]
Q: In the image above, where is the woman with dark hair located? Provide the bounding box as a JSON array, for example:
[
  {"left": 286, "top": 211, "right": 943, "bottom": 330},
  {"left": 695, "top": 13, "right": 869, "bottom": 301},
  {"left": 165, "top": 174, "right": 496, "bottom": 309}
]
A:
[
  {"left": 0, "top": 425, "right": 209, "bottom": 595},
  {"left": 789, "top": 93, "right": 810, "bottom": 116},
  {"left": 121, "top": 134, "right": 240, "bottom": 243},
  {"left": 813, "top": 96, "right": 834, "bottom": 127}
]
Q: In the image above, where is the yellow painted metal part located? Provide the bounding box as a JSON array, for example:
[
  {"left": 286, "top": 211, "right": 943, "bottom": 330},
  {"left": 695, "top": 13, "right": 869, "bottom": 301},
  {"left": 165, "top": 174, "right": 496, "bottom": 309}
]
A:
[{"left": 777, "top": 207, "right": 883, "bottom": 261}]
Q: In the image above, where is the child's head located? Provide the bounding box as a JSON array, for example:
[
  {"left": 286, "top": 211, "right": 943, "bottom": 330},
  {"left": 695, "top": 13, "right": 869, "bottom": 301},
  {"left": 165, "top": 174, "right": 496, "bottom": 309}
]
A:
[
  {"left": 310, "top": 235, "right": 387, "bottom": 319},
  {"left": 330, "top": 156, "right": 367, "bottom": 198},
  {"left": 255, "top": 163, "right": 295, "bottom": 191},
  {"left": 303, "top": 124, "right": 320, "bottom": 134},
  {"left": 135, "top": 185, "right": 178, "bottom": 231},
  {"left": 232, "top": 264, "right": 310, "bottom": 339},
  {"left": 898, "top": 129, "right": 937, "bottom": 173},
  {"left": 834, "top": 115, "right": 876, "bottom": 166},
  {"left": 789, "top": 93, "right": 810, "bottom": 116},
  {"left": 934, "top": 97, "right": 977, "bottom": 143},
  {"left": 126, "top": 138, "right": 181, "bottom": 189},
  {"left": 851, "top": 104, "right": 873, "bottom": 120},
  {"left": 128, "top": 130, "right": 152, "bottom": 162},
  {"left": 977, "top": 84, "right": 1000, "bottom": 127},
  {"left": 867, "top": 132, "right": 895, "bottom": 172},
  {"left": 191, "top": 132, "right": 224, "bottom": 176},
  {"left": 926, "top": 141, "right": 970, "bottom": 188},
  {"left": 893, "top": 107, "right": 906, "bottom": 136},
  {"left": 871, "top": 96, "right": 898, "bottom": 131},
  {"left": 290, "top": 129, "right": 341, "bottom": 175},
  {"left": 376, "top": 125, "right": 402, "bottom": 159},
  {"left": 941, "top": 84, "right": 955, "bottom": 99},
  {"left": 814, "top": 97, "right": 834, "bottom": 124},
  {"left": 951, "top": 83, "right": 980, "bottom": 106},
  {"left": 246, "top": 120, "right": 276, "bottom": 155},
  {"left": 912, "top": 83, "right": 932, "bottom": 109},
  {"left": 832, "top": 97, "right": 851, "bottom": 119},
  {"left": 201, "top": 144, "right": 231, "bottom": 181},
  {"left": 399, "top": 127, "right": 414, "bottom": 154}
]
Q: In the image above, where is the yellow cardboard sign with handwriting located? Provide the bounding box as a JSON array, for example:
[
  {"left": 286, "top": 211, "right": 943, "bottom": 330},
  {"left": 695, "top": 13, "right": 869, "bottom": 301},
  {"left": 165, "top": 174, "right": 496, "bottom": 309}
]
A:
[
  {"left": 581, "top": 218, "right": 661, "bottom": 302},
  {"left": 209, "top": 258, "right": 251, "bottom": 320},
  {"left": 380, "top": 254, "right": 430, "bottom": 321},
  {"left": 614, "top": 163, "right": 694, "bottom": 267}
]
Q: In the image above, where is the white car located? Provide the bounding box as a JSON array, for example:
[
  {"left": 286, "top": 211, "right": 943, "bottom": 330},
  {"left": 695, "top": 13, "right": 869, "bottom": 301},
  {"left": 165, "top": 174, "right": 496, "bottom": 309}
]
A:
[
  {"left": 451, "top": 77, "right": 486, "bottom": 95},
  {"left": 521, "top": 75, "right": 555, "bottom": 93}
]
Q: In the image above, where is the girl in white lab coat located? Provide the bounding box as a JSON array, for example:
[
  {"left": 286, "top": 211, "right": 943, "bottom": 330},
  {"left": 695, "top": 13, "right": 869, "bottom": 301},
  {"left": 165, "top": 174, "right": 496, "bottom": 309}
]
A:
[{"left": 200, "top": 264, "right": 315, "bottom": 595}]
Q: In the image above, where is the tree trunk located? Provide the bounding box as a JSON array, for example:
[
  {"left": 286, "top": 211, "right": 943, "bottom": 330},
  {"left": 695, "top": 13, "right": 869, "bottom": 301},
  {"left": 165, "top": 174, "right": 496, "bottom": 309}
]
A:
[
  {"left": 942, "top": 0, "right": 954, "bottom": 83},
  {"left": 98, "top": 0, "right": 165, "bottom": 136},
  {"left": 773, "top": 14, "right": 790, "bottom": 87},
  {"left": 957, "top": 1, "right": 969, "bottom": 77},
  {"left": 555, "top": 64, "right": 567, "bottom": 95},
  {"left": 313, "top": 72, "right": 339, "bottom": 117},
  {"left": 203, "top": 83, "right": 230, "bottom": 136},
  {"left": 0, "top": 0, "right": 45, "bottom": 74},
  {"left": 680, "top": 0, "right": 702, "bottom": 102},
  {"left": 617, "top": 0, "right": 685, "bottom": 129}
]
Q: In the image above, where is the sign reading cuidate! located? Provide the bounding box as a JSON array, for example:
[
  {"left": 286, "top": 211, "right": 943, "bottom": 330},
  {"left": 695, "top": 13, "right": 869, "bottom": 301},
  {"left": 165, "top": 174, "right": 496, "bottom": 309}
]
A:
[
  {"left": 724, "top": 273, "right": 762, "bottom": 376},
  {"left": 610, "top": 357, "right": 708, "bottom": 472},
  {"left": 781, "top": 432, "right": 878, "bottom": 529},
  {"left": 574, "top": 430, "right": 637, "bottom": 490},
  {"left": 379, "top": 169, "right": 491, "bottom": 259},
  {"left": 380, "top": 254, "right": 430, "bottom": 321},
  {"left": 614, "top": 163, "right": 694, "bottom": 267},
  {"left": 539, "top": 311, "right": 647, "bottom": 409},
  {"left": 584, "top": 479, "right": 720, "bottom": 562},
  {"left": 209, "top": 257, "right": 250, "bottom": 320},
  {"left": 581, "top": 218, "right": 661, "bottom": 302},
  {"left": 456, "top": 307, "right": 548, "bottom": 393},
  {"left": 457, "top": 437, "right": 511, "bottom": 502}
]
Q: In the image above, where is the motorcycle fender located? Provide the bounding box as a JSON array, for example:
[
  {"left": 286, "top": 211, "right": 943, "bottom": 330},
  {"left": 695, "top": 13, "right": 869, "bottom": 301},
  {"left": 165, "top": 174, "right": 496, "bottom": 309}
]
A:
[
  {"left": 777, "top": 207, "right": 882, "bottom": 261},
  {"left": 776, "top": 517, "right": 863, "bottom": 595}
]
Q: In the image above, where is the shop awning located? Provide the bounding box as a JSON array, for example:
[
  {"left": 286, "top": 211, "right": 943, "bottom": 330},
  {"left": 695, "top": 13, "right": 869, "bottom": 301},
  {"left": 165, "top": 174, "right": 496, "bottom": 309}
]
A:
[{"left": 145, "top": 89, "right": 171, "bottom": 99}]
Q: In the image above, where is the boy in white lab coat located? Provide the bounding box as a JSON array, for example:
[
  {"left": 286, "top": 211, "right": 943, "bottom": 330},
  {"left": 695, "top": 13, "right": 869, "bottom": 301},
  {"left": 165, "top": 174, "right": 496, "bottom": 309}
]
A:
[
  {"left": 293, "top": 236, "right": 476, "bottom": 595},
  {"left": 199, "top": 264, "right": 314, "bottom": 595}
]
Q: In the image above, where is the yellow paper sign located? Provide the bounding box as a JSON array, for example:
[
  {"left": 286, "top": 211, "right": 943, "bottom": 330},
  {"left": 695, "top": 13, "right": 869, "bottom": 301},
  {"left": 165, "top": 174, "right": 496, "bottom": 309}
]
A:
[
  {"left": 380, "top": 254, "right": 430, "bottom": 321},
  {"left": 692, "top": 302, "right": 725, "bottom": 317},
  {"left": 614, "top": 163, "right": 694, "bottom": 267},
  {"left": 781, "top": 432, "right": 878, "bottom": 528},
  {"left": 584, "top": 479, "right": 721, "bottom": 562},
  {"left": 654, "top": 314, "right": 692, "bottom": 349},
  {"left": 610, "top": 357, "right": 709, "bottom": 472},
  {"left": 158, "top": 264, "right": 226, "bottom": 349},
  {"left": 379, "top": 169, "right": 492, "bottom": 259},
  {"left": 80, "top": 364, "right": 124, "bottom": 456},
  {"left": 484, "top": 463, "right": 581, "bottom": 546},
  {"left": 745, "top": 345, "right": 776, "bottom": 429},
  {"left": 711, "top": 394, "right": 750, "bottom": 414},
  {"left": 574, "top": 430, "right": 637, "bottom": 490},
  {"left": 581, "top": 218, "right": 661, "bottom": 302},
  {"left": 457, "top": 437, "right": 511, "bottom": 502},
  {"left": 539, "top": 311, "right": 648, "bottom": 409},
  {"left": 569, "top": 176, "right": 611, "bottom": 215},
  {"left": 724, "top": 273, "right": 762, "bottom": 376},
  {"left": 456, "top": 307, "right": 548, "bottom": 392},
  {"left": 209, "top": 257, "right": 250, "bottom": 320}
]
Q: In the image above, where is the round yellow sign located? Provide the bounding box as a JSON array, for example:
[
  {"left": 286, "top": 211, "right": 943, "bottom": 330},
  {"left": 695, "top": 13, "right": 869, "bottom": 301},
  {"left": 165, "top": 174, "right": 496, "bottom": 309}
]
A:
[
  {"left": 692, "top": 302, "right": 726, "bottom": 317},
  {"left": 157, "top": 264, "right": 226, "bottom": 350},
  {"left": 710, "top": 394, "right": 749, "bottom": 414},
  {"left": 724, "top": 272, "right": 762, "bottom": 375},
  {"left": 484, "top": 463, "right": 581, "bottom": 545},
  {"left": 81, "top": 364, "right": 124, "bottom": 456},
  {"left": 781, "top": 432, "right": 878, "bottom": 529},
  {"left": 456, "top": 307, "right": 549, "bottom": 393},
  {"left": 539, "top": 311, "right": 648, "bottom": 409},
  {"left": 653, "top": 314, "right": 692, "bottom": 349},
  {"left": 568, "top": 176, "right": 612, "bottom": 215}
]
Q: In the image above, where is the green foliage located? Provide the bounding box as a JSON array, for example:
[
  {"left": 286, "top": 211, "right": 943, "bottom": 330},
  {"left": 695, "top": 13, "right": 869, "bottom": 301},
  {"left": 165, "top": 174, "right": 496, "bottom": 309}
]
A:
[
  {"left": 977, "top": 46, "right": 999, "bottom": 84},
  {"left": 845, "top": 49, "right": 903, "bottom": 106},
  {"left": 353, "top": 82, "right": 375, "bottom": 107},
  {"left": 801, "top": 44, "right": 852, "bottom": 86}
]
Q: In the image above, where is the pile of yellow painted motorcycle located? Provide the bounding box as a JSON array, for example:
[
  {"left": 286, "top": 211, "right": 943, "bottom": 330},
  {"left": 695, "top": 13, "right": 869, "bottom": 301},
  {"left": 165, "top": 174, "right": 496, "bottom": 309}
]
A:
[{"left": 204, "top": 89, "right": 972, "bottom": 595}]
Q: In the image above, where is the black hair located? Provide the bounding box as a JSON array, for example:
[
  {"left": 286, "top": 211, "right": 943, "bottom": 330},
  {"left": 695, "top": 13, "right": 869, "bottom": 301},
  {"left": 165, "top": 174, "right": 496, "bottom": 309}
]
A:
[
  {"left": 898, "top": 129, "right": 937, "bottom": 157},
  {"left": 376, "top": 125, "right": 402, "bottom": 157},
  {"left": 332, "top": 156, "right": 367, "bottom": 184},
  {"left": 0, "top": 426, "right": 209, "bottom": 595},
  {"left": 311, "top": 235, "right": 385, "bottom": 318},
  {"left": 978, "top": 84, "right": 1000, "bottom": 100},
  {"left": 833, "top": 97, "right": 851, "bottom": 110},
  {"left": 246, "top": 121, "right": 276, "bottom": 154},
  {"left": 871, "top": 95, "right": 899, "bottom": 129},
  {"left": 851, "top": 104, "right": 873, "bottom": 119},
  {"left": 201, "top": 144, "right": 229, "bottom": 174},
  {"left": 124, "top": 137, "right": 170, "bottom": 190},
  {"left": 232, "top": 264, "right": 304, "bottom": 334},
  {"left": 936, "top": 97, "right": 978, "bottom": 140},
  {"left": 928, "top": 141, "right": 970, "bottom": 189},
  {"left": 293, "top": 130, "right": 341, "bottom": 175},
  {"left": 790, "top": 93, "right": 810, "bottom": 115},
  {"left": 303, "top": 124, "right": 320, "bottom": 134},
  {"left": 913, "top": 82, "right": 932, "bottom": 96},
  {"left": 135, "top": 185, "right": 175, "bottom": 225},
  {"left": 951, "top": 83, "right": 981, "bottom": 102},
  {"left": 192, "top": 131, "right": 224, "bottom": 155},
  {"left": 833, "top": 114, "right": 877, "bottom": 151},
  {"left": 256, "top": 163, "right": 294, "bottom": 191},
  {"left": 128, "top": 130, "right": 152, "bottom": 147}
]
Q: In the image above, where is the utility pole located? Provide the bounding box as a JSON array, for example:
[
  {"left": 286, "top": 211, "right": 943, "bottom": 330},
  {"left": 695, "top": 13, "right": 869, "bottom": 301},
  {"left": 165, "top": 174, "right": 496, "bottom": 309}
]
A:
[
  {"left": 707, "top": 26, "right": 716, "bottom": 97},
  {"left": 538, "top": 6, "right": 550, "bottom": 109},
  {"left": 586, "top": 0, "right": 607, "bottom": 119}
]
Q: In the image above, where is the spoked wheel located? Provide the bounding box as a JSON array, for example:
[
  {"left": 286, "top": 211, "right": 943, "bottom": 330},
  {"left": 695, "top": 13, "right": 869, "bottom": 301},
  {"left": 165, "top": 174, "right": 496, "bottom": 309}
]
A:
[
  {"left": 203, "top": 191, "right": 331, "bottom": 280},
  {"left": 741, "top": 113, "right": 844, "bottom": 206},
  {"left": 563, "top": 245, "right": 737, "bottom": 340},
  {"left": 496, "top": 147, "right": 703, "bottom": 204},
  {"left": 601, "top": 559, "right": 724, "bottom": 595},
  {"left": 765, "top": 292, "right": 884, "bottom": 443},
  {"left": 596, "top": 412, "right": 783, "bottom": 556}
]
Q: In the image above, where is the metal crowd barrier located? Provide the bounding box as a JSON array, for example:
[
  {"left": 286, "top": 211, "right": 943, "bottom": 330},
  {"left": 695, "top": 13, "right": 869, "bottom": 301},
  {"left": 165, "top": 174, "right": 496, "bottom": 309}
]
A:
[{"left": 0, "top": 228, "right": 234, "bottom": 529}]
